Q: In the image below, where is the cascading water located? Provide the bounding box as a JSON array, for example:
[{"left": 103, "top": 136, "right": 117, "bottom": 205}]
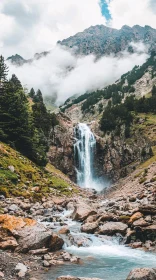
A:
[{"left": 74, "top": 123, "right": 96, "bottom": 189}]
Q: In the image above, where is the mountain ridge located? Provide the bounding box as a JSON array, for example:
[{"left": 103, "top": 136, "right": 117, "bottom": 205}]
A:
[{"left": 58, "top": 24, "right": 156, "bottom": 57}]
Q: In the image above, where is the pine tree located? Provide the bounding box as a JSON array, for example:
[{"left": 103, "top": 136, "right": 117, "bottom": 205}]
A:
[
  {"left": 33, "top": 89, "right": 43, "bottom": 103},
  {"left": 0, "top": 55, "right": 8, "bottom": 84},
  {"left": 10, "top": 74, "right": 23, "bottom": 92},
  {"left": 29, "top": 88, "right": 35, "bottom": 98}
]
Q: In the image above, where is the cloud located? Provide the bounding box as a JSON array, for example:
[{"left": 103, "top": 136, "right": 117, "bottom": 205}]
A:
[
  {"left": 108, "top": 0, "right": 156, "bottom": 29},
  {"left": 0, "top": 0, "right": 106, "bottom": 58},
  {"left": 7, "top": 44, "right": 149, "bottom": 105}
]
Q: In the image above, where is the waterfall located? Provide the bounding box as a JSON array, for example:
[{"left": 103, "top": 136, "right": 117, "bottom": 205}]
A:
[{"left": 74, "top": 123, "right": 96, "bottom": 188}]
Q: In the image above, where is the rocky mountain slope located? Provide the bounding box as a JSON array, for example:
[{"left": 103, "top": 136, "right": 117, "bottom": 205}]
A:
[
  {"left": 58, "top": 25, "right": 156, "bottom": 57},
  {"left": 53, "top": 53, "right": 156, "bottom": 183}
]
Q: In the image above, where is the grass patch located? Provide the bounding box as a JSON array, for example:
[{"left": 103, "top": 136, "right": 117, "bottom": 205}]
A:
[{"left": 0, "top": 142, "right": 76, "bottom": 199}]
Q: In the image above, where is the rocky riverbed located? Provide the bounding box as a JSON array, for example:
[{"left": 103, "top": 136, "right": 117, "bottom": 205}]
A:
[{"left": 0, "top": 179, "right": 156, "bottom": 280}]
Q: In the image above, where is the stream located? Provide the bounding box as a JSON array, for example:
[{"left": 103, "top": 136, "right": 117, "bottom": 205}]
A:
[
  {"left": 41, "top": 209, "right": 156, "bottom": 280},
  {"left": 43, "top": 123, "right": 156, "bottom": 279}
]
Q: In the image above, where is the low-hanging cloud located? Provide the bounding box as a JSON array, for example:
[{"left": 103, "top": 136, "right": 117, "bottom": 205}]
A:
[{"left": 7, "top": 43, "right": 149, "bottom": 105}]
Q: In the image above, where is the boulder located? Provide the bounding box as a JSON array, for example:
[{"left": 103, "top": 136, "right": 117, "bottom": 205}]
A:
[
  {"left": 99, "top": 222, "right": 128, "bottom": 235},
  {"left": 17, "top": 224, "right": 52, "bottom": 253},
  {"left": 0, "top": 214, "right": 36, "bottom": 231},
  {"left": 59, "top": 226, "right": 70, "bottom": 234},
  {"left": 49, "top": 233, "right": 64, "bottom": 251},
  {"left": 129, "top": 212, "right": 143, "bottom": 224},
  {"left": 72, "top": 202, "right": 97, "bottom": 221},
  {"left": 139, "top": 205, "right": 156, "bottom": 215},
  {"left": 141, "top": 225, "right": 156, "bottom": 242},
  {"left": 81, "top": 222, "right": 98, "bottom": 234},
  {"left": 0, "top": 237, "right": 19, "bottom": 250},
  {"left": 126, "top": 268, "right": 156, "bottom": 280},
  {"left": 133, "top": 218, "right": 149, "bottom": 227}
]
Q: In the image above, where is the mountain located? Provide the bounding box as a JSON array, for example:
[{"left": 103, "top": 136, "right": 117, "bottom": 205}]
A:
[
  {"left": 7, "top": 51, "right": 49, "bottom": 66},
  {"left": 57, "top": 52, "right": 156, "bottom": 181},
  {"left": 58, "top": 24, "right": 156, "bottom": 56},
  {"left": 7, "top": 54, "right": 27, "bottom": 66}
]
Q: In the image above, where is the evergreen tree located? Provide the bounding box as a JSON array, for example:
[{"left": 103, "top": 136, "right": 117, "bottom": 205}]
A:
[
  {"left": 29, "top": 88, "right": 35, "bottom": 98},
  {"left": 33, "top": 89, "right": 43, "bottom": 103},
  {"left": 0, "top": 55, "right": 8, "bottom": 84},
  {"left": 9, "top": 74, "right": 23, "bottom": 92}
]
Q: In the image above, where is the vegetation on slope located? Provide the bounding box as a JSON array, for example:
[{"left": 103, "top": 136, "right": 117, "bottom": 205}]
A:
[
  {"left": 79, "top": 51, "right": 156, "bottom": 113},
  {"left": 0, "top": 142, "right": 77, "bottom": 200},
  {"left": 0, "top": 55, "right": 58, "bottom": 167}
]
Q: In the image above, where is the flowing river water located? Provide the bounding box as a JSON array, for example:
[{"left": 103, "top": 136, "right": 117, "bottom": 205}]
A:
[{"left": 45, "top": 123, "right": 156, "bottom": 280}]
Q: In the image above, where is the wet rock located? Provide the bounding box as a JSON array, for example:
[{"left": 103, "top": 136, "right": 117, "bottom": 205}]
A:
[
  {"left": 62, "top": 252, "right": 71, "bottom": 261},
  {"left": 129, "top": 212, "right": 143, "bottom": 224},
  {"left": 70, "top": 256, "right": 80, "bottom": 263},
  {"left": 126, "top": 268, "right": 156, "bottom": 280},
  {"left": 69, "top": 234, "right": 92, "bottom": 247},
  {"left": 15, "top": 263, "right": 27, "bottom": 278},
  {"left": 81, "top": 222, "right": 98, "bottom": 234},
  {"left": 125, "top": 228, "right": 136, "bottom": 244},
  {"left": 129, "top": 242, "right": 142, "bottom": 249},
  {"left": 58, "top": 226, "right": 70, "bottom": 234},
  {"left": 99, "top": 222, "right": 128, "bottom": 236},
  {"left": 72, "top": 202, "right": 97, "bottom": 221},
  {"left": 49, "top": 233, "right": 64, "bottom": 251}
]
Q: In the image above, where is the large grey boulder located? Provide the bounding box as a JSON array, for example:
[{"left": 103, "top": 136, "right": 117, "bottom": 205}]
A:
[
  {"left": 99, "top": 222, "right": 128, "bottom": 235},
  {"left": 17, "top": 224, "right": 52, "bottom": 253},
  {"left": 81, "top": 222, "right": 98, "bottom": 234},
  {"left": 72, "top": 202, "right": 97, "bottom": 222},
  {"left": 126, "top": 268, "right": 156, "bottom": 280}
]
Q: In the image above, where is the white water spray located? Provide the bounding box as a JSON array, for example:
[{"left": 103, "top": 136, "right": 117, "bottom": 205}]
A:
[{"left": 74, "top": 123, "right": 96, "bottom": 189}]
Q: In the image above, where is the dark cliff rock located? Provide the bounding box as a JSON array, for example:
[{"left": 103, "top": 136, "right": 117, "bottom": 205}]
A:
[{"left": 47, "top": 113, "right": 76, "bottom": 181}]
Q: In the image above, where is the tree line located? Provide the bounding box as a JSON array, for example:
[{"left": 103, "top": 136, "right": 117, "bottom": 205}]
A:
[
  {"left": 0, "top": 55, "right": 58, "bottom": 166},
  {"left": 100, "top": 85, "right": 156, "bottom": 137}
]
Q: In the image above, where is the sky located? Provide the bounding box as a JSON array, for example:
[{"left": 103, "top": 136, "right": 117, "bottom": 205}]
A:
[
  {"left": 0, "top": 0, "right": 155, "bottom": 104},
  {"left": 0, "top": 0, "right": 156, "bottom": 58}
]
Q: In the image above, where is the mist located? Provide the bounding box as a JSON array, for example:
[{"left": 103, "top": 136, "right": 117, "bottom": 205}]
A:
[{"left": 7, "top": 43, "right": 149, "bottom": 105}]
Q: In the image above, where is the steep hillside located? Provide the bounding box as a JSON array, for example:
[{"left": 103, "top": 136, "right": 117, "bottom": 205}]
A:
[
  {"left": 58, "top": 25, "right": 156, "bottom": 57},
  {"left": 61, "top": 52, "right": 156, "bottom": 121},
  {"left": 55, "top": 53, "right": 156, "bottom": 183},
  {"left": 0, "top": 142, "right": 79, "bottom": 200}
]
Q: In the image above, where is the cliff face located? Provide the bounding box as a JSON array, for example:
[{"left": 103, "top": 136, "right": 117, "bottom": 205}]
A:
[
  {"left": 47, "top": 112, "right": 154, "bottom": 184},
  {"left": 91, "top": 121, "right": 153, "bottom": 182},
  {"left": 47, "top": 113, "right": 76, "bottom": 181}
]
